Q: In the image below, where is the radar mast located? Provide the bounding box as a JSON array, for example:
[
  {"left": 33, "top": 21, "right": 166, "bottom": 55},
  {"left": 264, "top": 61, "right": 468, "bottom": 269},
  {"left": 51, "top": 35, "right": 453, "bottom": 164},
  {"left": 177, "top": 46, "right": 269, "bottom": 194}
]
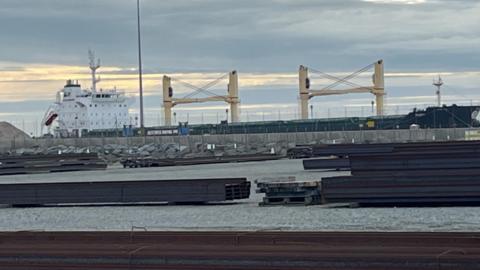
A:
[
  {"left": 88, "top": 50, "right": 101, "bottom": 92},
  {"left": 433, "top": 76, "right": 443, "bottom": 107}
]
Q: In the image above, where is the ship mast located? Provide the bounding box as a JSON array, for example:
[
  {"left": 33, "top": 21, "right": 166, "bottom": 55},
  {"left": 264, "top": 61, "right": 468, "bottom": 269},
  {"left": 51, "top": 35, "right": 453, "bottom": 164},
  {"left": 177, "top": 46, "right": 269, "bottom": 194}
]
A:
[
  {"left": 433, "top": 76, "right": 443, "bottom": 107},
  {"left": 89, "top": 50, "right": 101, "bottom": 92}
]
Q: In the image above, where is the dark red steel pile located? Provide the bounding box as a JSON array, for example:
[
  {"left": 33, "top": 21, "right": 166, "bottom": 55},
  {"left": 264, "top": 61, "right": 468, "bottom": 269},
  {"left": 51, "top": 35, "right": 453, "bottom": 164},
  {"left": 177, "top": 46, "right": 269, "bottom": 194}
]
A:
[{"left": 0, "top": 231, "right": 478, "bottom": 269}]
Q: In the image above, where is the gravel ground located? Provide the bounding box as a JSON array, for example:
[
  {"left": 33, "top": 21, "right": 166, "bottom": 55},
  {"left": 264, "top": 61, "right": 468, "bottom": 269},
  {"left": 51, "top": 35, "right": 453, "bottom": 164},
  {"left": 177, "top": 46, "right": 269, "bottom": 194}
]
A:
[{"left": 0, "top": 159, "right": 479, "bottom": 231}]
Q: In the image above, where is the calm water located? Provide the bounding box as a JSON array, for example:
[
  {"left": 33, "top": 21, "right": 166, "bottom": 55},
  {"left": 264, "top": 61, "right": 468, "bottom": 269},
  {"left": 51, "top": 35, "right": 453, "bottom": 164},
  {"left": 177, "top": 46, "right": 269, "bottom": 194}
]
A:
[{"left": 0, "top": 159, "right": 479, "bottom": 231}]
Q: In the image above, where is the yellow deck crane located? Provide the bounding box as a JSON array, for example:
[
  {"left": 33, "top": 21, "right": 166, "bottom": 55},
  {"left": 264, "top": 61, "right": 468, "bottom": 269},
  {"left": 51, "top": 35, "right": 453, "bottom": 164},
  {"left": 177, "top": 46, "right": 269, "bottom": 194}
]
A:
[
  {"left": 299, "top": 60, "right": 385, "bottom": 119},
  {"left": 162, "top": 71, "right": 240, "bottom": 126}
]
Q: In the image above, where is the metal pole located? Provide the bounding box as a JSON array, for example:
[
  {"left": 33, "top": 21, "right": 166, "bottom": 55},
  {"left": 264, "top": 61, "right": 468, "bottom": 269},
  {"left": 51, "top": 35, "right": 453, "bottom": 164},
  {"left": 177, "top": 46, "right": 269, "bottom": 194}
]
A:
[{"left": 137, "top": 0, "right": 145, "bottom": 134}]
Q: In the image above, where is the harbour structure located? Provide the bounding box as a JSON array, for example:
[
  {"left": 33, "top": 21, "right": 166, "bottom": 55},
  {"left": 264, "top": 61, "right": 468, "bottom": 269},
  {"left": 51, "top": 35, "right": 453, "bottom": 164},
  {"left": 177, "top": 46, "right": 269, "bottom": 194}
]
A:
[
  {"left": 41, "top": 51, "right": 135, "bottom": 137},
  {"left": 299, "top": 60, "right": 385, "bottom": 119},
  {"left": 162, "top": 70, "right": 240, "bottom": 126},
  {"left": 38, "top": 55, "right": 477, "bottom": 138}
]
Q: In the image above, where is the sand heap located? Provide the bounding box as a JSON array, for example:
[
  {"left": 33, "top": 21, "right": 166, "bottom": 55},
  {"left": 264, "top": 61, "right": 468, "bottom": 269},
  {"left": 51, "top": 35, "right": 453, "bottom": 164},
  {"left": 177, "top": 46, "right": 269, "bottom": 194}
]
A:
[{"left": 0, "top": 122, "right": 30, "bottom": 140}]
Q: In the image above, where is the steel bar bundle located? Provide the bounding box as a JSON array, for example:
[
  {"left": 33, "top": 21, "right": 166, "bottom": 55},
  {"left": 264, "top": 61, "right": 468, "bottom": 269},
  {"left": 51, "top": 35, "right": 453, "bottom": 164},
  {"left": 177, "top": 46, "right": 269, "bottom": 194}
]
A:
[
  {"left": 0, "top": 153, "right": 106, "bottom": 175},
  {"left": 320, "top": 140, "right": 480, "bottom": 206},
  {"left": 322, "top": 175, "right": 480, "bottom": 205},
  {"left": 311, "top": 140, "right": 480, "bottom": 157},
  {"left": 0, "top": 178, "right": 250, "bottom": 207},
  {"left": 302, "top": 157, "right": 350, "bottom": 170},
  {"left": 121, "top": 153, "right": 283, "bottom": 168}
]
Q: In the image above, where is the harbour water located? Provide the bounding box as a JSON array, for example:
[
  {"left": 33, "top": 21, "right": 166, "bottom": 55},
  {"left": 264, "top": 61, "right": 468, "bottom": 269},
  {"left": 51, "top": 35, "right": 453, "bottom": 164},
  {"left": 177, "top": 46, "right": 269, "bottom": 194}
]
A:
[{"left": 1, "top": 159, "right": 479, "bottom": 231}]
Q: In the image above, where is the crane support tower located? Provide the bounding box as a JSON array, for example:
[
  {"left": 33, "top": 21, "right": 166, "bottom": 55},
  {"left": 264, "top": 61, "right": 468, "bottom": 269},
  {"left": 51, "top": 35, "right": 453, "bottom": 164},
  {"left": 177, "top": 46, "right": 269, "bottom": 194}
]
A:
[
  {"left": 163, "top": 71, "right": 240, "bottom": 126},
  {"left": 299, "top": 60, "right": 385, "bottom": 119}
]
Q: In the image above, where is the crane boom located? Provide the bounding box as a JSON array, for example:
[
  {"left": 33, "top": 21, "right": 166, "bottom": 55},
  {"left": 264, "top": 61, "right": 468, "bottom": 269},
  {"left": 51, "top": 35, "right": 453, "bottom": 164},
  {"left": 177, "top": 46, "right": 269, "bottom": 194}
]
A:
[
  {"left": 308, "top": 87, "right": 373, "bottom": 98},
  {"left": 172, "top": 96, "right": 228, "bottom": 106}
]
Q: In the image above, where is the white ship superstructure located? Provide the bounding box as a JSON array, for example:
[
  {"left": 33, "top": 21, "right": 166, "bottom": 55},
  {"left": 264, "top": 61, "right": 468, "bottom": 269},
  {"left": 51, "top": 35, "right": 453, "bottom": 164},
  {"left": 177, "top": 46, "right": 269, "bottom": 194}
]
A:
[{"left": 42, "top": 51, "right": 135, "bottom": 137}]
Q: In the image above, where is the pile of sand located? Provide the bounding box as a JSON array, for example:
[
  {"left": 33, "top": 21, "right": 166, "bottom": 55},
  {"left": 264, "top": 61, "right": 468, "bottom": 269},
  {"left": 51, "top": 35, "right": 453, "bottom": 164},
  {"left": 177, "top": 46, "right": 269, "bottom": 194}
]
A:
[{"left": 0, "top": 122, "right": 30, "bottom": 140}]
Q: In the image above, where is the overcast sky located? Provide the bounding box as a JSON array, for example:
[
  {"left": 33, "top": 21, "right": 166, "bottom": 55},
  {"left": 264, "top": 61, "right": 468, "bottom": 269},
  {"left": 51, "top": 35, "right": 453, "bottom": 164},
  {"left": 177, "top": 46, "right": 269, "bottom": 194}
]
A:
[{"left": 0, "top": 0, "right": 479, "bottom": 135}]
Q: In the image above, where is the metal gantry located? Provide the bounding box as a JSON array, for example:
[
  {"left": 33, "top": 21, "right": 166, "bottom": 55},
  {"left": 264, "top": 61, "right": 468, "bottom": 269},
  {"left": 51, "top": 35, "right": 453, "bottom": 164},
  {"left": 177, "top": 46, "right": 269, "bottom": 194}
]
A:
[
  {"left": 299, "top": 60, "right": 385, "bottom": 119},
  {"left": 162, "top": 71, "right": 240, "bottom": 126}
]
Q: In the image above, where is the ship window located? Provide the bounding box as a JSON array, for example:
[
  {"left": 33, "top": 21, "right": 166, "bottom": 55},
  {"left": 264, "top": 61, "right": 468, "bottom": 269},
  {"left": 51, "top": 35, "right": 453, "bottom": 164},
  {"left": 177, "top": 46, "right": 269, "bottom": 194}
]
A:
[
  {"left": 96, "top": 94, "right": 100, "bottom": 98},
  {"left": 95, "top": 104, "right": 97, "bottom": 107},
  {"left": 89, "top": 104, "right": 92, "bottom": 107}
]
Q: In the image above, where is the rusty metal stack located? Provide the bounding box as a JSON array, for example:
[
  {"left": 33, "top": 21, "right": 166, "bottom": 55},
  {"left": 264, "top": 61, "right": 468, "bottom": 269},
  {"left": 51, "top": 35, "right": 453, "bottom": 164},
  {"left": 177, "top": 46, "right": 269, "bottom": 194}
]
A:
[
  {"left": 320, "top": 141, "right": 480, "bottom": 206},
  {"left": 0, "top": 153, "right": 106, "bottom": 175}
]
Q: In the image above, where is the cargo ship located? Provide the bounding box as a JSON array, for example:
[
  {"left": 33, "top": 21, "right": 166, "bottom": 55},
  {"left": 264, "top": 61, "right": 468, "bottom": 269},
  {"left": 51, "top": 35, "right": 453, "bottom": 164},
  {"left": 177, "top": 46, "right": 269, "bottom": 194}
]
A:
[
  {"left": 84, "top": 104, "right": 480, "bottom": 137},
  {"left": 41, "top": 52, "right": 135, "bottom": 137}
]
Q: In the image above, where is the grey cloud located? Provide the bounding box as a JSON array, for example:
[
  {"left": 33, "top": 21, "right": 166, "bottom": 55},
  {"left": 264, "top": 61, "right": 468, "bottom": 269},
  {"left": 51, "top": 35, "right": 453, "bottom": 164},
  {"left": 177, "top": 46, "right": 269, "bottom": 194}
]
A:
[
  {"left": 0, "top": 66, "right": 25, "bottom": 72},
  {"left": 0, "top": 0, "right": 478, "bottom": 73}
]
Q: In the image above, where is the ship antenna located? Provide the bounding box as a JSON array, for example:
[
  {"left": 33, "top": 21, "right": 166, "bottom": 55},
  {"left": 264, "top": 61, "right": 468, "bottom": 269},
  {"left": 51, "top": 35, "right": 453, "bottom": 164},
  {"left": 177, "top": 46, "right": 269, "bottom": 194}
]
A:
[
  {"left": 433, "top": 75, "right": 443, "bottom": 107},
  {"left": 89, "top": 49, "right": 101, "bottom": 92}
]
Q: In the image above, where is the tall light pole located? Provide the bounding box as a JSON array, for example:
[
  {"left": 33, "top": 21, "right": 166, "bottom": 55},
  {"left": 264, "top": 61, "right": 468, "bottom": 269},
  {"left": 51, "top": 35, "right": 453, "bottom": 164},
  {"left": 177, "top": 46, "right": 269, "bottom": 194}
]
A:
[{"left": 137, "top": 0, "right": 145, "bottom": 134}]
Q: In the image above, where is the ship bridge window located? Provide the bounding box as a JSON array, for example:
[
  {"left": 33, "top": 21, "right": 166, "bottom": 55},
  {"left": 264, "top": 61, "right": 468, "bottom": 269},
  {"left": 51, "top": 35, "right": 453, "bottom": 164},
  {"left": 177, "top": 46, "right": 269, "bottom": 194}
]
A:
[{"left": 96, "top": 94, "right": 101, "bottom": 98}]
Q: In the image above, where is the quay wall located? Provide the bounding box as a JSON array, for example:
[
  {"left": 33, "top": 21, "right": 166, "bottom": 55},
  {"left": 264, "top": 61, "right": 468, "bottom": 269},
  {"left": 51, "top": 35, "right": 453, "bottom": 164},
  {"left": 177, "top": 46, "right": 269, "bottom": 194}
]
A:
[{"left": 0, "top": 127, "right": 476, "bottom": 153}]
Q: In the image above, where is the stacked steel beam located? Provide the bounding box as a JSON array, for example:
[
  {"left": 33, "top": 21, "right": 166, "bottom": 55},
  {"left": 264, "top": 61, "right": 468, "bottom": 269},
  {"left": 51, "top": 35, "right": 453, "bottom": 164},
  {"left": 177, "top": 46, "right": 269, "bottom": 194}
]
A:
[
  {"left": 321, "top": 141, "right": 480, "bottom": 206},
  {"left": 303, "top": 157, "right": 350, "bottom": 170},
  {"left": 0, "top": 231, "right": 479, "bottom": 269},
  {"left": 121, "top": 153, "right": 283, "bottom": 168},
  {"left": 0, "top": 153, "right": 106, "bottom": 175},
  {"left": 304, "top": 140, "right": 480, "bottom": 170},
  {"left": 0, "top": 178, "right": 250, "bottom": 207},
  {"left": 256, "top": 177, "right": 321, "bottom": 206}
]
